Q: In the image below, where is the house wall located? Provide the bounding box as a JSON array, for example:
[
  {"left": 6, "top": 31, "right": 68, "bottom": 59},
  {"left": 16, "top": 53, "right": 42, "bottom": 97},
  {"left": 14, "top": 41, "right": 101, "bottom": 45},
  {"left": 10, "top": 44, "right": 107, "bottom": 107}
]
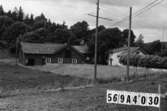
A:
[
  {"left": 24, "top": 54, "right": 43, "bottom": 65},
  {"left": 52, "top": 48, "right": 85, "bottom": 64},
  {"left": 108, "top": 50, "right": 145, "bottom": 66},
  {"left": 19, "top": 50, "right": 26, "bottom": 65},
  {"left": 108, "top": 52, "right": 122, "bottom": 66}
]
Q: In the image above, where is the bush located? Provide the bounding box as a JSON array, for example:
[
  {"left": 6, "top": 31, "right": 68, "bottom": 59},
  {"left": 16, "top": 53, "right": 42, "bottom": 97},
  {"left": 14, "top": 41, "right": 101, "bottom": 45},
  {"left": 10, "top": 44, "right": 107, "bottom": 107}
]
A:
[{"left": 119, "top": 54, "right": 167, "bottom": 69}]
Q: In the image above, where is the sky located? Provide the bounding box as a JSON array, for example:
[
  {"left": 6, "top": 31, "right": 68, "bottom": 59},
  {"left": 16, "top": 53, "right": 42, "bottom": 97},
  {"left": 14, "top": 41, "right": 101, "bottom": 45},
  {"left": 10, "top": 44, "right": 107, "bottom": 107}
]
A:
[{"left": 0, "top": 0, "right": 167, "bottom": 42}]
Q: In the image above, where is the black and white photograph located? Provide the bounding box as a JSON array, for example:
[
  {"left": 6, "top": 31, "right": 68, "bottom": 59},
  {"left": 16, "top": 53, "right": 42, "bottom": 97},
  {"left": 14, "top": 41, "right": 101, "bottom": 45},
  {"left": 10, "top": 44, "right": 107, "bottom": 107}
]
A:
[{"left": 0, "top": 0, "right": 167, "bottom": 110}]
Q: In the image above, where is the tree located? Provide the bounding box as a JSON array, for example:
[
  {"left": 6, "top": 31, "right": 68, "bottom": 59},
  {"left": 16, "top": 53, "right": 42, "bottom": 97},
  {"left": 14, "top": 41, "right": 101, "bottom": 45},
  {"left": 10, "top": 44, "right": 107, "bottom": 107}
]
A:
[
  {"left": 34, "top": 13, "right": 47, "bottom": 22},
  {"left": 0, "top": 5, "right": 4, "bottom": 16},
  {"left": 142, "top": 40, "right": 161, "bottom": 55},
  {"left": 53, "top": 28, "right": 73, "bottom": 43},
  {"left": 24, "top": 14, "right": 34, "bottom": 26},
  {"left": 33, "top": 20, "right": 47, "bottom": 29},
  {"left": 135, "top": 34, "right": 144, "bottom": 47},
  {"left": 88, "top": 28, "right": 123, "bottom": 64},
  {"left": 122, "top": 29, "right": 136, "bottom": 46},
  {"left": 70, "top": 21, "right": 89, "bottom": 41},
  {"left": 0, "top": 16, "right": 14, "bottom": 39},
  {"left": 32, "top": 13, "right": 48, "bottom": 29},
  {"left": 22, "top": 29, "right": 45, "bottom": 43},
  {"left": 2, "top": 22, "right": 31, "bottom": 46},
  {"left": 90, "top": 25, "right": 106, "bottom": 33},
  {"left": 18, "top": 6, "right": 24, "bottom": 21},
  {"left": 11, "top": 7, "right": 19, "bottom": 21}
]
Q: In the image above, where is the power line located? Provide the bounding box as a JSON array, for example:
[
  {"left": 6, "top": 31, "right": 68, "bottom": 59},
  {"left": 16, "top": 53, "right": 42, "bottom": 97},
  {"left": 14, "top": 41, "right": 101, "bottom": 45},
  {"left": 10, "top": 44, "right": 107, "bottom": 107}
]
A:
[
  {"left": 134, "top": 0, "right": 164, "bottom": 17},
  {"left": 112, "top": 0, "right": 164, "bottom": 26},
  {"left": 113, "top": 0, "right": 160, "bottom": 24},
  {"left": 87, "top": 0, "right": 161, "bottom": 26},
  {"left": 87, "top": 0, "right": 162, "bottom": 25},
  {"left": 134, "top": 0, "right": 160, "bottom": 16}
]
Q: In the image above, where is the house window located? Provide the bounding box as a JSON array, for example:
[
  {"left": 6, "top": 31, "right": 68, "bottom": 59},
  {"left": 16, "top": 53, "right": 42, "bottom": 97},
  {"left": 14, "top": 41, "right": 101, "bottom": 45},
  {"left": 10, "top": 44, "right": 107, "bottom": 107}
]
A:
[
  {"left": 58, "top": 58, "right": 63, "bottom": 63},
  {"left": 46, "top": 58, "right": 51, "bottom": 63},
  {"left": 72, "top": 58, "right": 77, "bottom": 64}
]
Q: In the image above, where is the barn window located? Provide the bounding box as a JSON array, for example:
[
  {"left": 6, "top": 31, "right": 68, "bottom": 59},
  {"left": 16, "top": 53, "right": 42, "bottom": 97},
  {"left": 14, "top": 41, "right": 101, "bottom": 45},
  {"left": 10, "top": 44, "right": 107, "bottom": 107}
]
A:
[
  {"left": 72, "top": 58, "right": 77, "bottom": 64},
  {"left": 46, "top": 58, "right": 51, "bottom": 63},
  {"left": 136, "top": 51, "right": 140, "bottom": 54},
  {"left": 58, "top": 58, "right": 63, "bottom": 63}
]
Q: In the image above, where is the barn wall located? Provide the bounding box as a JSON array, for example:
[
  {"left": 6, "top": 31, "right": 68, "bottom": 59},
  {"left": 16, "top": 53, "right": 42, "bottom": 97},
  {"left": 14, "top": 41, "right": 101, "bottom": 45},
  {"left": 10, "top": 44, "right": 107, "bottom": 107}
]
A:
[{"left": 21, "top": 50, "right": 85, "bottom": 65}]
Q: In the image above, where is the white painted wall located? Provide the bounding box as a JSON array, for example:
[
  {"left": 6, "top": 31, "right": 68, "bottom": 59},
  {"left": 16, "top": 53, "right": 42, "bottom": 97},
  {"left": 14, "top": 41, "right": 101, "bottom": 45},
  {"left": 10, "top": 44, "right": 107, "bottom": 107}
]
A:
[
  {"left": 108, "top": 50, "right": 144, "bottom": 66},
  {"left": 108, "top": 52, "right": 122, "bottom": 66}
]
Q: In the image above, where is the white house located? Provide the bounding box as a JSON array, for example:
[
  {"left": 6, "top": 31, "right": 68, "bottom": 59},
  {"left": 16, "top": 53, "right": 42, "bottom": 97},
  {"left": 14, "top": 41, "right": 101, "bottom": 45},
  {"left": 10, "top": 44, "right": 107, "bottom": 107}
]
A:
[{"left": 108, "top": 47, "right": 145, "bottom": 66}]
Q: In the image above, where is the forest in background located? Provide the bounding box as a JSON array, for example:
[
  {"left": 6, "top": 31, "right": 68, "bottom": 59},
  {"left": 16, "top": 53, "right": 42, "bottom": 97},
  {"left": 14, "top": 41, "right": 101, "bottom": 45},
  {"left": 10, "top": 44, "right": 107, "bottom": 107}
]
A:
[{"left": 0, "top": 5, "right": 166, "bottom": 64}]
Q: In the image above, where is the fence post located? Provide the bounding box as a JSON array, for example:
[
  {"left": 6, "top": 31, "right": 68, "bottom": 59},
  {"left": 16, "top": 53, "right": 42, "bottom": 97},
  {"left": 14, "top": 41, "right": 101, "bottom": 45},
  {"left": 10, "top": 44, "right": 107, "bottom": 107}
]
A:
[{"left": 161, "top": 95, "right": 167, "bottom": 111}]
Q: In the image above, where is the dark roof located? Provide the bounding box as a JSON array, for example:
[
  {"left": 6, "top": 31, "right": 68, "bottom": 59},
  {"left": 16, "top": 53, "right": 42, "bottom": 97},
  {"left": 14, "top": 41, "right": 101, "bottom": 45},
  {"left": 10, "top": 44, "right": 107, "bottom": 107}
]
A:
[
  {"left": 21, "top": 42, "right": 66, "bottom": 54},
  {"left": 20, "top": 42, "right": 89, "bottom": 55},
  {"left": 72, "top": 45, "right": 89, "bottom": 54},
  {"left": 0, "top": 40, "right": 7, "bottom": 47},
  {"left": 109, "top": 47, "right": 140, "bottom": 54}
]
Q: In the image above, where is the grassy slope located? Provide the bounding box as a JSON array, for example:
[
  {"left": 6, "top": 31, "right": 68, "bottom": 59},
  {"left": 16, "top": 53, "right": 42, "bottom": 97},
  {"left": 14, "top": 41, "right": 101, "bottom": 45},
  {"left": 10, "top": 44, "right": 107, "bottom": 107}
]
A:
[
  {"left": 28, "top": 63, "right": 155, "bottom": 80},
  {"left": 0, "top": 63, "right": 166, "bottom": 110},
  {"left": 0, "top": 49, "right": 12, "bottom": 59},
  {"left": 0, "top": 63, "right": 91, "bottom": 93}
]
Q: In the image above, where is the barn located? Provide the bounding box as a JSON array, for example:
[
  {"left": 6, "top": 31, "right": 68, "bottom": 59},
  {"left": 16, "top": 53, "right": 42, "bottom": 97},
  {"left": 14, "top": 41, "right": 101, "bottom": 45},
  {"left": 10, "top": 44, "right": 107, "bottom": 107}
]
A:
[{"left": 19, "top": 42, "right": 89, "bottom": 65}]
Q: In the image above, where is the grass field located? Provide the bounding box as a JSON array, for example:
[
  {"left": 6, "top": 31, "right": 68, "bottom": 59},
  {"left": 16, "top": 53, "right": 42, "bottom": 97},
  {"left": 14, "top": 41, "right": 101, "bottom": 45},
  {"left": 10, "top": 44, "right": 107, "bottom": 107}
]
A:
[
  {"left": 25, "top": 63, "right": 157, "bottom": 81},
  {"left": 0, "top": 62, "right": 91, "bottom": 96},
  {"left": 0, "top": 56, "right": 167, "bottom": 111},
  {"left": 0, "top": 49, "right": 12, "bottom": 59},
  {"left": 0, "top": 66, "right": 167, "bottom": 111}
]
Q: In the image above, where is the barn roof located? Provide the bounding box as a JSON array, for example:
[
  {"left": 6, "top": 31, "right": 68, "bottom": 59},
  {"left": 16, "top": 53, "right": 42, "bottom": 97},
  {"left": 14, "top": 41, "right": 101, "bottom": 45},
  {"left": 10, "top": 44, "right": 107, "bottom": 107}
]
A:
[
  {"left": 21, "top": 42, "right": 66, "bottom": 54},
  {"left": 20, "top": 42, "right": 89, "bottom": 55}
]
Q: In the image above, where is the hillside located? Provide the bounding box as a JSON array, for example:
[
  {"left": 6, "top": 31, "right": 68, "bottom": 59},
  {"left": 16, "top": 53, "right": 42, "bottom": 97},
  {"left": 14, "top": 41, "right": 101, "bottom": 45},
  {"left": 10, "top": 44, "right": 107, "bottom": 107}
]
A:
[
  {"left": 0, "top": 62, "right": 91, "bottom": 96},
  {"left": 0, "top": 62, "right": 166, "bottom": 111},
  {"left": 0, "top": 49, "right": 12, "bottom": 59}
]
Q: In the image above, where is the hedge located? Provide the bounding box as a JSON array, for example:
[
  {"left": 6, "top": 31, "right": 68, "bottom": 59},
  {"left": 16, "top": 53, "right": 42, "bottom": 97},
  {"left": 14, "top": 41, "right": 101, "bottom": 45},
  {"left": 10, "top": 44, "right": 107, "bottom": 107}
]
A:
[{"left": 119, "top": 54, "right": 167, "bottom": 69}]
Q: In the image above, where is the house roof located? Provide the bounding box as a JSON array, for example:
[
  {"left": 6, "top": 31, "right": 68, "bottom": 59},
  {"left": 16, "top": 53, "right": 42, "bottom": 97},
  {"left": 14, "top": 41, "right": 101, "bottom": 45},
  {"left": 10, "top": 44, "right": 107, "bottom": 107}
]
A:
[
  {"left": 21, "top": 42, "right": 66, "bottom": 54},
  {"left": 72, "top": 45, "right": 89, "bottom": 54},
  {"left": 109, "top": 47, "right": 141, "bottom": 54}
]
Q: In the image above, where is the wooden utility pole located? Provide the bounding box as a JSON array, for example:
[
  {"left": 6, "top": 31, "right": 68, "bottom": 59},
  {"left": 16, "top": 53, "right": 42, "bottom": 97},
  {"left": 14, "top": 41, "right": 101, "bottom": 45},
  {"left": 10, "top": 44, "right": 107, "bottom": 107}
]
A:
[
  {"left": 16, "top": 37, "right": 19, "bottom": 65},
  {"left": 127, "top": 7, "right": 132, "bottom": 81},
  {"left": 94, "top": 0, "right": 100, "bottom": 82},
  {"left": 158, "top": 84, "right": 161, "bottom": 111}
]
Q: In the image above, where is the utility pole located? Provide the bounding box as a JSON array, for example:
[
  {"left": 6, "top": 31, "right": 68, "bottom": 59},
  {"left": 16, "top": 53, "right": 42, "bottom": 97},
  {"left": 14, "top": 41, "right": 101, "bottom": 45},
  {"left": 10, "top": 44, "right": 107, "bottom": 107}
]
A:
[
  {"left": 94, "top": 0, "right": 100, "bottom": 83},
  {"left": 16, "top": 37, "right": 19, "bottom": 65},
  {"left": 127, "top": 7, "right": 132, "bottom": 81}
]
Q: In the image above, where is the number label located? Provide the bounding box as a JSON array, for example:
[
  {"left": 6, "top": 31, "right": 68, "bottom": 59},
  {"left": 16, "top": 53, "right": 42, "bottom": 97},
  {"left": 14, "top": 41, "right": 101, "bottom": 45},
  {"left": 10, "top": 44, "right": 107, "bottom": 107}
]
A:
[{"left": 107, "top": 90, "right": 160, "bottom": 108}]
